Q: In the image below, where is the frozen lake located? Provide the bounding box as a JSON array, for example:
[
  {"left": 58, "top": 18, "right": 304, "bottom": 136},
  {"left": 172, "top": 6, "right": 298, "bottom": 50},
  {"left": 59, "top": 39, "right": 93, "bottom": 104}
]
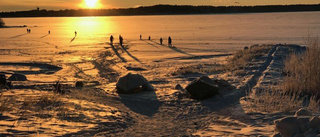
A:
[
  {"left": 0, "top": 11, "right": 319, "bottom": 137},
  {"left": 1, "top": 11, "right": 320, "bottom": 48}
]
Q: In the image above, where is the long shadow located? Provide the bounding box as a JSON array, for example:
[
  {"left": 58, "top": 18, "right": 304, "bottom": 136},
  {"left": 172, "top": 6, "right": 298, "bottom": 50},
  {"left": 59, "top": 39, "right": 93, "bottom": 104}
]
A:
[
  {"left": 150, "top": 40, "right": 193, "bottom": 56},
  {"left": 119, "top": 44, "right": 141, "bottom": 63},
  {"left": 9, "top": 33, "right": 28, "bottom": 39},
  {"left": 164, "top": 53, "right": 232, "bottom": 60},
  {"left": 108, "top": 44, "right": 127, "bottom": 62},
  {"left": 142, "top": 40, "right": 159, "bottom": 49},
  {"left": 70, "top": 36, "right": 76, "bottom": 43},
  {"left": 0, "top": 62, "right": 62, "bottom": 75},
  {"left": 118, "top": 91, "right": 161, "bottom": 116},
  {"left": 40, "top": 34, "right": 49, "bottom": 39}
]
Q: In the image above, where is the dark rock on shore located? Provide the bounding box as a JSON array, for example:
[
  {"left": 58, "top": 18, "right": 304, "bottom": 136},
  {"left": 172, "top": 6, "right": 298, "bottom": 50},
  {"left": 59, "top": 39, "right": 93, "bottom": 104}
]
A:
[
  {"left": 273, "top": 109, "right": 320, "bottom": 137},
  {"left": 116, "top": 73, "right": 154, "bottom": 94},
  {"left": 75, "top": 81, "right": 84, "bottom": 88},
  {"left": 185, "top": 76, "right": 220, "bottom": 100}
]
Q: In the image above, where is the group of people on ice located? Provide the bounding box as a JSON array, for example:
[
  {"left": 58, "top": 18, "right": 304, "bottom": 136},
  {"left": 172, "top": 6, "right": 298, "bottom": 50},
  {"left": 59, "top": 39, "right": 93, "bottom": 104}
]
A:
[
  {"left": 109, "top": 34, "right": 173, "bottom": 47},
  {"left": 141, "top": 35, "right": 173, "bottom": 47},
  {"left": 109, "top": 35, "right": 123, "bottom": 46}
]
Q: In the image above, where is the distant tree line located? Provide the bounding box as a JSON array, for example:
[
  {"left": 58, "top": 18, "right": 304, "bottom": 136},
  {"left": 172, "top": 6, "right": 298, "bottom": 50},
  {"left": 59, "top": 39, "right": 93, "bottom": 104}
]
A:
[{"left": 1, "top": 4, "right": 320, "bottom": 17}]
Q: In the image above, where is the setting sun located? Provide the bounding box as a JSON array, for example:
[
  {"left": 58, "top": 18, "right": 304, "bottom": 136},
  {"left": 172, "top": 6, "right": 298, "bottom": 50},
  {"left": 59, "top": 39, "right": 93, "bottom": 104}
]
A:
[{"left": 83, "top": 0, "right": 100, "bottom": 8}]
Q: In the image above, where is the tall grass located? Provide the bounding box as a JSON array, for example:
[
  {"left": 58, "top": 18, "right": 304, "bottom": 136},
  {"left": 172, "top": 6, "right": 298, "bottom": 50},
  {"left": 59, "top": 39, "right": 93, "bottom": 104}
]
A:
[
  {"left": 282, "top": 36, "right": 320, "bottom": 98},
  {"left": 245, "top": 37, "right": 320, "bottom": 113},
  {"left": 0, "top": 93, "right": 16, "bottom": 115},
  {"left": 227, "top": 45, "right": 272, "bottom": 71},
  {"left": 244, "top": 88, "right": 304, "bottom": 113},
  {"left": 245, "top": 88, "right": 320, "bottom": 113}
]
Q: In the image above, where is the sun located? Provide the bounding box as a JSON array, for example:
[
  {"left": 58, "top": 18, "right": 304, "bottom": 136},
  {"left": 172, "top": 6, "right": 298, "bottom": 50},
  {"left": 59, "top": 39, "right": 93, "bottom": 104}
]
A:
[{"left": 84, "top": 0, "right": 99, "bottom": 8}]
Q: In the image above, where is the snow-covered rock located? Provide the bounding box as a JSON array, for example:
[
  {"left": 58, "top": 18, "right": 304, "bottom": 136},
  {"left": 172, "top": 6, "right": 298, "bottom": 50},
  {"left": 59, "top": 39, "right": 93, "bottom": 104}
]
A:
[{"left": 116, "top": 73, "right": 153, "bottom": 94}]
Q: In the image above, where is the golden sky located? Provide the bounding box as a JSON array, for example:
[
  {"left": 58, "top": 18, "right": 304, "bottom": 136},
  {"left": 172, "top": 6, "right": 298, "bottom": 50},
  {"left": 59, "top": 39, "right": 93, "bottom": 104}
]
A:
[{"left": 0, "top": 0, "right": 319, "bottom": 12}]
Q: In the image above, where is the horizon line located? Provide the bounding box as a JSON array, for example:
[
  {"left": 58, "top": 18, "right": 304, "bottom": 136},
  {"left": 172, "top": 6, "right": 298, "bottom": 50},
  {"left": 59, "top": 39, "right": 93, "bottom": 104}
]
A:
[{"left": 1, "top": 3, "right": 320, "bottom": 13}]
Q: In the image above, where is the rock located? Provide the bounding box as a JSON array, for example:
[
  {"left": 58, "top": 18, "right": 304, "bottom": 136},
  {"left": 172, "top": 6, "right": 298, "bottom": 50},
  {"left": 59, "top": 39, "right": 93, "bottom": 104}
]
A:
[
  {"left": 308, "top": 116, "right": 320, "bottom": 130},
  {"left": 272, "top": 132, "right": 282, "bottom": 137},
  {"left": 295, "top": 108, "right": 312, "bottom": 117},
  {"left": 213, "top": 78, "right": 233, "bottom": 89},
  {"left": 75, "top": 81, "right": 84, "bottom": 88},
  {"left": 244, "top": 46, "right": 249, "bottom": 50},
  {"left": 174, "top": 84, "right": 183, "bottom": 90},
  {"left": 0, "top": 74, "right": 6, "bottom": 86},
  {"left": 7, "top": 81, "right": 12, "bottom": 88},
  {"left": 304, "top": 128, "right": 318, "bottom": 137},
  {"left": 185, "top": 77, "right": 220, "bottom": 100},
  {"left": 199, "top": 76, "right": 214, "bottom": 85},
  {"left": 297, "top": 117, "right": 311, "bottom": 133},
  {"left": 116, "top": 73, "right": 154, "bottom": 94},
  {"left": 8, "top": 73, "right": 27, "bottom": 81},
  {"left": 274, "top": 117, "right": 300, "bottom": 137},
  {"left": 293, "top": 134, "right": 304, "bottom": 137}
]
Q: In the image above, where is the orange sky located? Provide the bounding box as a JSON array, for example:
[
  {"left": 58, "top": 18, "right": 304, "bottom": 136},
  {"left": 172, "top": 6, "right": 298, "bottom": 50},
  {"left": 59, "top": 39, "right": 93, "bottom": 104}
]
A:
[{"left": 0, "top": 0, "right": 319, "bottom": 12}]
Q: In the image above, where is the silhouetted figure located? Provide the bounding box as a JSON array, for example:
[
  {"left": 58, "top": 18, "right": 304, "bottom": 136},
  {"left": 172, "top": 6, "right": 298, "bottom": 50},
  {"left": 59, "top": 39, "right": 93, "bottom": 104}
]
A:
[
  {"left": 75, "top": 31, "right": 77, "bottom": 36},
  {"left": 29, "top": 29, "right": 31, "bottom": 33},
  {"left": 119, "top": 35, "right": 123, "bottom": 46},
  {"left": 148, "top": 36, "right": 151, "bottom": 40},
  {"left": 27, "top": 29, "right": 29, "bottom": 33},
  {"left": 140, "top": 35, "right": 142, "bottom": 40},
  {"left": 110, "top": 35, "right": 114, "bottom": 45},
  {"left": 160, "top": 37, "right": 163, "bottom": 45},
  {"left": 54, "top": 81, "right": 63, "bottom": 94},
  {"left": 168, "top": 36, "right": 172, "bottom": 47},
  {"left": 48, "top": 30, "right": 50, "bottom": 34}
]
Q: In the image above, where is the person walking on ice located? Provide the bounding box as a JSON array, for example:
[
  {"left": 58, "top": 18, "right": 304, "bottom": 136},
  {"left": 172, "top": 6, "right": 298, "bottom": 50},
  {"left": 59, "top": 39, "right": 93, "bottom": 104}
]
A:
[
  {"left": 110, "top": 35, "right": 114, "bottom": 45},
  {"left": 119, "top": 35, "right": 123, "bottom": 46},
  {"left": 168, "top": 36, "right": 172, "bottom": 47}
]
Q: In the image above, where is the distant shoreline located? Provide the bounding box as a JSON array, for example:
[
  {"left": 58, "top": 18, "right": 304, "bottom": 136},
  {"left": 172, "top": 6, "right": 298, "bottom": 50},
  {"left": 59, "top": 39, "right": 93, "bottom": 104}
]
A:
[
  {"left": 1, "top": 10, "right": 320, "bottom": 19},
  {"left": 0, "top": 25, "right": 27, "bottom": 28},
  {"left": 1, "top": 4, "right": 320, "bottom": 18}
]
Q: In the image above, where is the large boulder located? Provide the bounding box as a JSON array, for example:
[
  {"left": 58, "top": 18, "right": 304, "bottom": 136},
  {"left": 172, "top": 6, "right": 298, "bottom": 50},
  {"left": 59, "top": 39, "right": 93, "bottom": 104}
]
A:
[
  {"left": 199, "top": 76, "right": 214, "bottom": 85},
  {"left": 116, "top": 73, "right": 153, "bottom": 94},
  {"left": 303, "top": 128, "right": 318, "bottom": 137},
  {"left": 8, "top": 73, "right": 27, "bottom": 81},
  {"left": 297, "top": 117, "right": 311, "bottom": 133},
  {"left": 295, "top": 108, "right": 312, "bottom": 117},
  {"left": 213, "top": 78, "right": 234, "bottom": 90},
  {"left": 185, "top": 76, "right": 220, "bottom": 100},
  {"left": 274, "top": 117, "right": 300, "bottom": 137},
  {"left": 308, "top": 116, "right": 320, "bottom": 130},
  {"left": 174, "top": 84, "right": 183, "bottom": 90},
  {"left": 75, "top": 81, "right": 84, "bottom": 88}
]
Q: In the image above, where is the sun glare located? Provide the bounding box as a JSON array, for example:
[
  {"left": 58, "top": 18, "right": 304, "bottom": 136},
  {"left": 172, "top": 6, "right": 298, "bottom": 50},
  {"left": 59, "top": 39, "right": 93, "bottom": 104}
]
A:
[{"left": 84, "top": 0, "right": 99, "bottom": 8}]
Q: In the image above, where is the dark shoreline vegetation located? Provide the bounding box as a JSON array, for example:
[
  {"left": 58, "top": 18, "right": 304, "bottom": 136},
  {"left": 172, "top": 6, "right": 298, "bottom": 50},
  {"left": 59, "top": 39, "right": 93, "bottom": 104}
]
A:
[{"left": 1, "top": 4, "right": 320, "bottom": 18}]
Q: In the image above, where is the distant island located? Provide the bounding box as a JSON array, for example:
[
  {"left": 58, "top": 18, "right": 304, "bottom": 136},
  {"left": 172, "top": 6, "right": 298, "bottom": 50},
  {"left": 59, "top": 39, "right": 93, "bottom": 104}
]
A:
[{"left": 1, "top": 4, "right": 320, "bottom": 17}]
